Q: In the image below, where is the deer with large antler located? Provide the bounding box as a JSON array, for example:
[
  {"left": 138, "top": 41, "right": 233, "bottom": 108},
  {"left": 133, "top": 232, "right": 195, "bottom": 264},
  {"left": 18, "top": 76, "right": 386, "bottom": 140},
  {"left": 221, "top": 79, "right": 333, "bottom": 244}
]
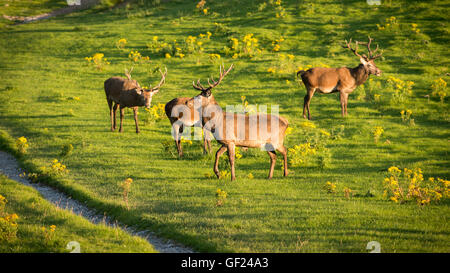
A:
[
  {"left": 297, "top": 36, "right": 383, "bottom": 120},
  {"left": 185, "top": 64, "right": 289, "bottom": 181},
  {"left": 104, "top": 67, "right": 167, "bottom": 133}
]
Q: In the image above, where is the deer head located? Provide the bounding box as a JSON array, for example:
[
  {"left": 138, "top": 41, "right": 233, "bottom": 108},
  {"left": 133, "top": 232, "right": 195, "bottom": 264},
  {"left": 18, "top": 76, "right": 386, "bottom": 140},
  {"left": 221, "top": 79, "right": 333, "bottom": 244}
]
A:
[
  {"left": 343, "top": 36, "right": 382, "bottom": 76},
  {"left": 126, "top": 67, "right": 167, "bottom": 108},
  {"left": 188, "top": 64, "right": 234, "bottom": 109}
]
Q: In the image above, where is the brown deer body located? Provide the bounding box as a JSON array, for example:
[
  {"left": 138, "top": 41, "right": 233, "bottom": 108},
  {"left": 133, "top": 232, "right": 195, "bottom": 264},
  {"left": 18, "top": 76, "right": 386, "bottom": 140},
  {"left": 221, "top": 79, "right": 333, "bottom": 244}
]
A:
[
  {"left": 187, "top": 65, "right": 289, "bottom": 181},
  {"left": 104, "top": 68, "right": 166, "bottom": 133},
  {"left": 164, "top": 97, "right": 212, "bottom": 157},
  {"left": 297, "top": 37, "right": 382, "bottom": 120}
]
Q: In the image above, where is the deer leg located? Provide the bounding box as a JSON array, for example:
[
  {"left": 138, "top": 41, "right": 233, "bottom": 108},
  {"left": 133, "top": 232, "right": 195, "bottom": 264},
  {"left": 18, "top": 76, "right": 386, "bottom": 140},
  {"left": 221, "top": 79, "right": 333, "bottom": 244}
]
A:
[
  {"left": 267, "top": 150, "right": 277, "bottom": 179},
  {"left": 108, "top": 99, "right": 114, "bottom": 131},
  {"left": 202, "top": 129, "right": 208, "bottom": 155},
  {"left": 112, "top": 103, "right": 119, "bottom": 131},
  {"left": 277, "top": 145, "right": 288, "bottom": 177},
  {"left": 119, "top": 106, "right": 125, "bottom": 133},
  {"left": 214, "top": 145, "right": 228, "bottom": 179},
  {"left": 203, "top": 129, "right": 212, "bottom": 154},
  {"left": 207, "top": 139, "right": 212, "bottom": 154},
  {"left": 339, "top": 92, "right": 348, "bottom": 117},
  {"left": 304, "top": 88, "right": 315, "bottom": 120},
  {"left": 172, "top": 122, "right": 183, "bottom": 157},
  {"left": 227, "top": 143, "right": 236, "bottom": 181},
  {"left": 344, "top": 93, "right": 349, "bottom": 116},
  {"left": 133, "top": 107, "right": 140, "bottom": 134}
]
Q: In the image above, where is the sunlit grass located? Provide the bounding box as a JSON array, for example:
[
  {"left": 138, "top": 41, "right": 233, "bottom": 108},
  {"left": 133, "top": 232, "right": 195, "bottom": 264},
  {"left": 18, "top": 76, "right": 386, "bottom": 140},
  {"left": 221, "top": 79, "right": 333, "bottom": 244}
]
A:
[{"left": 0, "top": 0, "right": 448, "bottom": 252}]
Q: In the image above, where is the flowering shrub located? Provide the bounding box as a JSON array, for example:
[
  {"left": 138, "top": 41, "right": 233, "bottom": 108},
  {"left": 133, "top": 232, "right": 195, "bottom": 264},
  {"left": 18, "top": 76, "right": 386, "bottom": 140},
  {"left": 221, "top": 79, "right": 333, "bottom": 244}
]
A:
[
  {"left": 372, "top": 126, "right": 384, "bottom": 144},
  {"left": 240, "top": 95, "right": 256, "bottom": 115},
  {"left": 267, "top": 53, "right": 296, "bottom": 76},
  {"left": 144, "top": 103, "right": 166, "bottom": 125},
  {"left": 41, "top": 225, "right": 56, "bottom": 244},
  {"left": 376, "top": 16, "right": 399, "bottom": 31},
  {"left": 383, "top": 167, "right": 450, "bottom": 206},
  {"left": 148, "top": 33, "right": 210, "bottom": 59},
  {"left": 40, "top": 159, "right": 68, "bottom": 177},
  {"left": 224, "top": 34, "right": 262, "bottom": 59},
  {"left": 85, "top": 53, "right": 110, "bottom": 71},
  {"left": 20, "top": 159, "right": 69, "bottom": 181},
  {"left": 128, "top": 50, "right": 150, "bottom": 63},
  {"left": 0, "top": 195, "right": 18, "bottom": 242},
  {"left": 324, "top": 181, "right": 337, "bottom": 194},
  {"left": 215, "top": 189, "right": 227, "bottom": 206},
  {"left": 411, "top": 23, "right": 420, "bottom": 34},
  {"left": 400, "top": 110, "right": 415, "bottom": 126},
  {"left": 116, "top": 38, "right": 127, "bottom": 49},
  {"left": 357, "top": 78, "right": 381, "bottom": 102},
  {"left": 272, "top": 0, "right": 286, "bottom": 18},
  {"left": 219, "top": 170, "right": 231, "bottom": 180},
  {"left": 288, "top": 143, "right": 317, "bottom": 167},
  {"left": 431, "top": 78, "right": 447, "bottom": 103},
  {"left": 209, "top": 53, "right": 221, "bottom": 63},
  {"left": 120, "top": 178, "right": 133, "bottom": 210},
  {"left": 16, "top": 136, "right": 29, "bottom": 154},
  {"left": 271, "top": 37, "right": 285, "bottom": 52},
  {"left": 299, "top": 120, "right": 316, "bottom": 130},
  {"left": 387, "top": 76, "right": 414, "bottom": 103}
]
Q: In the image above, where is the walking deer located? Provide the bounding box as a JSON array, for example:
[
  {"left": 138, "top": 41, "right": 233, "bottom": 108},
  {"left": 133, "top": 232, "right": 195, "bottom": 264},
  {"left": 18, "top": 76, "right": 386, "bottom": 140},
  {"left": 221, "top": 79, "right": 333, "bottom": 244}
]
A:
[
  {"left": 104, "top": 67, "right": 167, "bottom": 133},
  {"left": 297, "top": 36, "right": 383, "bottom": 120},
  {"left": 186, "top": 64, "right": 289, "bottom": 181}
]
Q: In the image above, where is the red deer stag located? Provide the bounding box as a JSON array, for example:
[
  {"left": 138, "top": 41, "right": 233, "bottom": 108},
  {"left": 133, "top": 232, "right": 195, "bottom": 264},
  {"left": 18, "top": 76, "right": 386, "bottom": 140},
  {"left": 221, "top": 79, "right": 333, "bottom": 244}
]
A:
[
  {"left": 104, "top": 67, "right": 167, "bottom": 133},
  {"left": 297, "top": 36, "right": 382, "bottom": 120},
  {"left": 165, "top": 96, "right": 212, "bottom": 157},
  {"left": 187, "top": 64, "right": 289, "bottom": 181}
]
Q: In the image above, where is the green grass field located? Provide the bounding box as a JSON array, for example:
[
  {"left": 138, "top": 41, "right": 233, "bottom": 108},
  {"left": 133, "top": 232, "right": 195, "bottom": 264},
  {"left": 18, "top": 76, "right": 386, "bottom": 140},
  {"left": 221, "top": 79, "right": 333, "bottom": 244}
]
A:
[
  {"left": 0, "top": 0, "right": 449, "bottom": 252},
  {"left": 0, "top": 174, "right": 157, "bottom": 252}
]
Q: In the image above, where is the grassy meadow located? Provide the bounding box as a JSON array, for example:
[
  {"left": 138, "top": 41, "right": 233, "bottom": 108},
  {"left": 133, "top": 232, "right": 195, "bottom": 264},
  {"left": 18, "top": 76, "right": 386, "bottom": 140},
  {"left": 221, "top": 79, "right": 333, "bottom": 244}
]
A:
[
  {"left": 0, "top": 174, "right": 157, "bottom": 253},
  {"left": 0, "top": 0, "right": 449, "bottom": 252}
]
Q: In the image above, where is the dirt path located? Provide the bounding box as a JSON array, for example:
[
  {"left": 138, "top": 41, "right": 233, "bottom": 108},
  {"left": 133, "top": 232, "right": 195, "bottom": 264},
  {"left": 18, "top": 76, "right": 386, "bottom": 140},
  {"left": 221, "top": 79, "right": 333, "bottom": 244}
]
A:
[{"left": 0, "top": 151, "right": 194, "bottom": 253}]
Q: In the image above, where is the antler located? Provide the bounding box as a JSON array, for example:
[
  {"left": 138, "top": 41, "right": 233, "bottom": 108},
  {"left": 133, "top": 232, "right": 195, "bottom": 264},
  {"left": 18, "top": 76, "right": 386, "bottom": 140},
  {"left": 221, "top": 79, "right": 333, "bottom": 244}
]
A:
[
  {"left": 207, "top": 64, "right": 234, "bottom": 89},
  {"left": 344, "top": 36, "right": 382, "bottom": 60},
  {"left": 125, "top": 66, "right": 134, "bottom": 80},
  {"left": 363, "top": 36, "right": 382, "bottom": 60},
  {"left": 150, "top": 67, "right": 167, "bottom": 90},
  {"left": 193, "top": 79, "right": 208, "bottom": 91},
  {"left": 192, "top": 64, "right": 234, "bottom": 92},
  {"left": 343, "top": 38, "right": 364, "bottom": 59}
]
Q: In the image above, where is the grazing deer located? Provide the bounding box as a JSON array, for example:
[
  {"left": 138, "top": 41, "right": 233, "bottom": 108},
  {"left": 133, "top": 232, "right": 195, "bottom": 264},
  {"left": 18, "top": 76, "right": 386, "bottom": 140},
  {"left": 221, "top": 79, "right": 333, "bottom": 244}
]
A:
[
  {"left": 164, "top": 96, "right": 212, "bottom": 157},
  {"left": 187, "top": 64, "right": 289, "bottom": 181},
  {"left": 297, "top": 36, "right": 383, "bottom": 120},
  {"left": 104, "top": 67, "right": 167, "bottom": 133}
]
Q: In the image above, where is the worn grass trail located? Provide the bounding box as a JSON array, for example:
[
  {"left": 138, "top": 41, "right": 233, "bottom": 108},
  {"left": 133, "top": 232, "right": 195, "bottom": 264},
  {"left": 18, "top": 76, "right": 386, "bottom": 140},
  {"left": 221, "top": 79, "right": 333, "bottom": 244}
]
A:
[{"left": 0, "top": 0, "right": 449, "bottom": 252}]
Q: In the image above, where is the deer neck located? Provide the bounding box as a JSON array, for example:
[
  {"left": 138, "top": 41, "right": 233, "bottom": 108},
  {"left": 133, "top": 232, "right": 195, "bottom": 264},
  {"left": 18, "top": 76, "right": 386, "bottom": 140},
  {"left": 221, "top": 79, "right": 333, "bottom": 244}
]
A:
[
  {"left": 200, "top": 96, "right": 222, "bottom": 132},
  {"left": 351, "top": 64, "right": 369, "bottom": 86}
]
